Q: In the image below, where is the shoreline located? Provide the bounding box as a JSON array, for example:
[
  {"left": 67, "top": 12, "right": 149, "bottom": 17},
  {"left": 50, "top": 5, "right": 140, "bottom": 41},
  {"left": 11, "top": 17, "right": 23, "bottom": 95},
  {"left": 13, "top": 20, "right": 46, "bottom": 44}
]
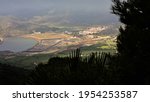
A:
[{"left": 20, "top": 35, "right": 41, "bottom": 43}]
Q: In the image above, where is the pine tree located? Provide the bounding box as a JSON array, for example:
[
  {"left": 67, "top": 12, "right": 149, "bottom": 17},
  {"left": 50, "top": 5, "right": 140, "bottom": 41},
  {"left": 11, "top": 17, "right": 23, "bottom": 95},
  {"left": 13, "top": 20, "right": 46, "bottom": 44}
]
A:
[
  {"left": 112, "top": 0, "right": 150, "bottom": 57},
  {"left": 112, "top": 0, "right": 150, "bottom": 84}
]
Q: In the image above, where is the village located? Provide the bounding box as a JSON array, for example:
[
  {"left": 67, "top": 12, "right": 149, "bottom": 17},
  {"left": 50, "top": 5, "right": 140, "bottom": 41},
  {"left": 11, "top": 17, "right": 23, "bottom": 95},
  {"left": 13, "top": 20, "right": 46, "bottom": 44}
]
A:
[{"left": 22, "top": 26, "right": 114, "bottom": 55}]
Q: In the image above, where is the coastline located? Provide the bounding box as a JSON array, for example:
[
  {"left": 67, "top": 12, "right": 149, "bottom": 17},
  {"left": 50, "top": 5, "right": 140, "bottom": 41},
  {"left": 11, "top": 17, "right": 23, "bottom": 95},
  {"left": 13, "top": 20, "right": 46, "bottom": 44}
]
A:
[{"left": 20, "top": 35, "right": 41, "bottom": 43}]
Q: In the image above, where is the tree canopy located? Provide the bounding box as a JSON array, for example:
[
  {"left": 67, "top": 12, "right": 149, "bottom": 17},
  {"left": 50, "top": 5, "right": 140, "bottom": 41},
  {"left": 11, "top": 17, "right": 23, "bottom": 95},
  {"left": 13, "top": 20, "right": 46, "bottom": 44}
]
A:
[
  {"left": 112, "top": 0, "right": 150, "bottom": 84},
  {"left": 112, "top": 0, "right": 150, "bottom": 57}
]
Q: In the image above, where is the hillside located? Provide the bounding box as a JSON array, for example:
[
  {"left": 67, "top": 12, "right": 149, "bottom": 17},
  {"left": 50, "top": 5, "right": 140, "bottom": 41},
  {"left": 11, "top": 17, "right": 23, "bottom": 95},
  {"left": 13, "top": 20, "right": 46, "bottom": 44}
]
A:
[
  {"left": 0, "top": 16, "right": 119, "bottom": 37},
  {"left": 0, "top": 16, "right": 118, "bottom": 69}
]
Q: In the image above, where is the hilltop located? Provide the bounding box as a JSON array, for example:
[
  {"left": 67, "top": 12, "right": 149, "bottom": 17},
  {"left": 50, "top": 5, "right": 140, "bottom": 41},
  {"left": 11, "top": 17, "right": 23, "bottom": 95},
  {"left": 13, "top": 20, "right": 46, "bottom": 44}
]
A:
[{"left": 0, "top": 16, "right": 119, "bottom": 37}]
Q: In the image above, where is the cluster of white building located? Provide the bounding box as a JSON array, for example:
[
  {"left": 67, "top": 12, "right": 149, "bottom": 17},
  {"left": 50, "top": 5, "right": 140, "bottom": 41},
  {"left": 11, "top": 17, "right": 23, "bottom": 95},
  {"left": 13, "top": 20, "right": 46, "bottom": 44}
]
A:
[
  {"left": 79, "top": 26, "right": 107, "bottom": 35},
  {"left": 0, "top": 37, "right": 3, "bottom": 42}
]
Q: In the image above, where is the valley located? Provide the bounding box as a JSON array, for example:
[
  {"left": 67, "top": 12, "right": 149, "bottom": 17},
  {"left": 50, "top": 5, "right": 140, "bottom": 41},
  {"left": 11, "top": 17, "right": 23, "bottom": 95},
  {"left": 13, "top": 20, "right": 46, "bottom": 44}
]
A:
[
  {"left": 0, "top": 26, "right": 117, "bottom": 69},
  {"left": 0, "top": 16, "right": 118, "bottom": 69},
  {"left": 21, "top": 31, "right": 116, "bottom": 55}
]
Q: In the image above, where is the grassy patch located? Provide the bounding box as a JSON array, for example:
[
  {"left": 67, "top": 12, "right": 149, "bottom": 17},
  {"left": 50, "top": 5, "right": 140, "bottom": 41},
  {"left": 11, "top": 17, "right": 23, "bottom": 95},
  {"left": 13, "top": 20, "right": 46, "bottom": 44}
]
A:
[{"left": 100, "top": 45, "right": 111, "bottom": 49}]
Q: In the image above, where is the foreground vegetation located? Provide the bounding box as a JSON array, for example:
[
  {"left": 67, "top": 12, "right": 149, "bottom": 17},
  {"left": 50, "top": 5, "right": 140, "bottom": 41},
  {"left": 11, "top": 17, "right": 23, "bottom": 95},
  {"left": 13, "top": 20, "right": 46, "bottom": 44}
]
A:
[
  {"left": 0, "top": 48, "right": 149, "bottom": 85},
  {"left": 0, "top": 63, "right": 31, "bottom": 84},
  {"left": 26, "top": 49, "right": 150, "bottom": 84}
]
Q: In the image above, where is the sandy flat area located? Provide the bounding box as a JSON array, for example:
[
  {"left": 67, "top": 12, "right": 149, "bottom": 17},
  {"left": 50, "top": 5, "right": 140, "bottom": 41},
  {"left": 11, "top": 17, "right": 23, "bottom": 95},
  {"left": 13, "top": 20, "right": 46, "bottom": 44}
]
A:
[{"left": 22, "top": 33, "right": 72, "bottom": 42}]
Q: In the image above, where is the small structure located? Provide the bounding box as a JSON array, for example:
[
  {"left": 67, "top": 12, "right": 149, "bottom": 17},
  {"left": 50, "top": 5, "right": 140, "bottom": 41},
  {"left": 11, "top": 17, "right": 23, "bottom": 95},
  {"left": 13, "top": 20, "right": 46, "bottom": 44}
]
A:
[
  {"left": 64, "top": 31, "right": 72, "bottom": 34},
  {"left": 0, "top": 38, "right": 3, "bottom": 42},
  {"left": 33, "top": 31, "right": 41, "bottom": 34}
]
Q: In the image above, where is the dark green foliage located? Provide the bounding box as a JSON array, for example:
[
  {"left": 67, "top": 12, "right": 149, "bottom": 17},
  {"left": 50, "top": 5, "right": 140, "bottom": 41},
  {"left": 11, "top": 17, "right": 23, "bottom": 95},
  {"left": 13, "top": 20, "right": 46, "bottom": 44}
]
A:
[
  {"left": 0, "top": 63, "right": 30, "bottom": 84},
  {"left": 1, "top": 48, "right": 150, "bottom": 84},
  {"left": 26, "top": 49, "right": 114, "bottom": 85},
  {"left": 25, "top": 45, "right": 150, "bottom": 84},
  {"left": 68, "top": 48, "right": 81, "bottom": 71},
  {"left": 112, "top": 0, "right": 150, "bottom": 56},
  {"left": 112, "top": 0, "right": 150, "bottom": 84},
  {"left": 112, "top": 0, "right": 150, "bottom": 27}
]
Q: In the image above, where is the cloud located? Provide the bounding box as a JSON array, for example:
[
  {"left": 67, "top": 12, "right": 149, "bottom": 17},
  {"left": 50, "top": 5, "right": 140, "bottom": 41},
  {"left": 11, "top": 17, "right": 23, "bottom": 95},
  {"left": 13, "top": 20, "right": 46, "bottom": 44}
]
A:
[
  {"left": 0, "top": 0, "right": 112, "bottom": 11},
  {"left": 0, "top": 0, "right": 117, "bottom": 24}
]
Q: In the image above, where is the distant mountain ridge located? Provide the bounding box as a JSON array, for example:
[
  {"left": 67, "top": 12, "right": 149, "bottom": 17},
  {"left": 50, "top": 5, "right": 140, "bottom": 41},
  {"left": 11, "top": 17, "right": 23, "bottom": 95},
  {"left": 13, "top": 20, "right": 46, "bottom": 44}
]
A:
[{"left": 0, "top": 15, "right": 119, "bottom": 37}]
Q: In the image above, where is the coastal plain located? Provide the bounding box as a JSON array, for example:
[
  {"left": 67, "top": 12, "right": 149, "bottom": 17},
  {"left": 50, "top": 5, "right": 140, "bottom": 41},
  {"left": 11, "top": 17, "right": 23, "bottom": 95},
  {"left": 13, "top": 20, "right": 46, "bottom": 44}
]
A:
[{"left": 0, "top": 26, "right": 117, "bottom": 69}]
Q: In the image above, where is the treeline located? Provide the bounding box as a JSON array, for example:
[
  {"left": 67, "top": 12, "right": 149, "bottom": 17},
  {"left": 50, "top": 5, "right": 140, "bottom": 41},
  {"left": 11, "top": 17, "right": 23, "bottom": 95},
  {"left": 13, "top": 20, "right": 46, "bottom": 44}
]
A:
[
  {"left": 25, "top": 49, "right": 150, "bottom": 85},
  {"left": 27, "top": 49, "right": 115, "bottom": 85},
  {"left": 0, "top": 48, "right": 150, "bottom": 84},
  {"left": 0, "top": 63, "right": 31, "bottom": 85}
]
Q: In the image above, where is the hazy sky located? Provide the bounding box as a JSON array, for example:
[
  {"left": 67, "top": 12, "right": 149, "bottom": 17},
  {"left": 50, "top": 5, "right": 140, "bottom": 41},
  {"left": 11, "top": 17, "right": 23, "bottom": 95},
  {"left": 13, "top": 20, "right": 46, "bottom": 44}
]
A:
[
  {"left": 0, "top": 0, "right": 117, "bottom": 24},
  {"left": 0, "top": 0, "right": 112, "bottom": 14}
]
